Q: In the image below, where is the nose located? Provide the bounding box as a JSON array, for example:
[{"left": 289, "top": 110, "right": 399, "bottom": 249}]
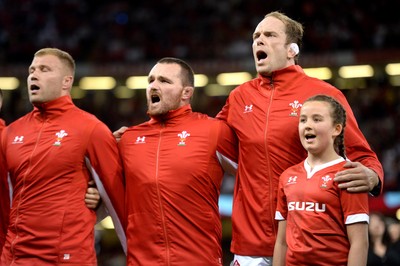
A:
[{"left": 254, "top": 36, "right": 264, "bottom": 46}]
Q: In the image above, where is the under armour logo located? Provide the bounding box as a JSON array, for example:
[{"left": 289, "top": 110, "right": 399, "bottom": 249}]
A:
[
  {"left": 244, "top": 105, "right": 253, "bottom": 113},
  {"left": 135, "top": 136, "right": 146, "bottom": 144},
  {"left": 288, "top": 176, "right": 298, "bottom": 184},
  {"left": 12, "top": 136, "right": 24, "bottom": 144}
]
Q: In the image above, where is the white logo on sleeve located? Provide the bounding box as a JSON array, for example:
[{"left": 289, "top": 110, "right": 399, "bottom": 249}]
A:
[{"left": 63, "top": 254, "right": 70, "bottom": 260}]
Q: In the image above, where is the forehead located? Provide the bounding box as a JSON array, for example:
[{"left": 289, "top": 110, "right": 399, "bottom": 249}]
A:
[
  {"left": 301, "top": 101, "right": 332, "bottom": 114},
  {"left": 30, "top": 54, "right": 61, "bottom": 67},
  {"left": 254, "top": 16, "right": 286, "bottom": 35},
  {"left": 149, "top": 63, "right": 181, "bottom": 78}
]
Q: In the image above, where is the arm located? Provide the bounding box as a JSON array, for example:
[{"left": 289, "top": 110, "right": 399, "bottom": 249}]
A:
[
  {"left": 0, "top": 129, "right": 10, "bottom": 255},
  {"left": 273, "top": 175, "right": 289, "bottom": 266},
  {"left": 216, "top": 120, "right": 238, "bottom": 176},
  {"left": 273, "top": 220, "right": 287, "bottom": 266},
  {"left": 86, "top": 122, "right": 126, "bottom": 252},
  {"left": 83, "top": 125, "right": 128, "bottom": 210},
  {"left": 346, "top": 222, "right": 368, "bottom": 266}
]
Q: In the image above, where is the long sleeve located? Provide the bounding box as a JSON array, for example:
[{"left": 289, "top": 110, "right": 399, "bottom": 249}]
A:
[{"left": 84, "top": 122, "right": 126, "bottom": 252}]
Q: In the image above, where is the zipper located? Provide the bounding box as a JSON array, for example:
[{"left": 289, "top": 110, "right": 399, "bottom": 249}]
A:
[
  {"left": 154, "top": 124, "right": 171, "bottom": 265},
  {"left": 263, "top": 75, "right": 277, "bottom": 236}
]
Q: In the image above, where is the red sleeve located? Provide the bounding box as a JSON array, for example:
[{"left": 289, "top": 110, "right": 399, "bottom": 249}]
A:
[
  {"left": 339, "top": 186, "right": 369, "bottom": 224},
  {"left": 0, "top": 126, "right": 10, "bottom": 256},
  {"left": 216, "top": 120, "right": 238, "bottom": 164},
  {"left": 85, "top": 122, "right": 126, "bottom": 228}
]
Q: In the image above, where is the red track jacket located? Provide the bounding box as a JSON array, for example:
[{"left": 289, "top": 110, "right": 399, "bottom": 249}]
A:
[
  {"left": 216, "top": 65, "right": 383, "bottom": 257},
  {"left": 119, "top": 105, "right": 237, "bottom": 266},
  {"left": 0, "top": 119, "right": 7, "bottom": 256},
  {"left": 0, "top": 96, "right": 125, "bottom": 265}
]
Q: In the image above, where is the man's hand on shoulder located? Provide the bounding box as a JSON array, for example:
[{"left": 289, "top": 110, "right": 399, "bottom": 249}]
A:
[
  {"left": 334, "top": 161, "right": 379, "bottom": 193},
  {"left": 113, "top": 126, "right": 128, "bottom": 143}
]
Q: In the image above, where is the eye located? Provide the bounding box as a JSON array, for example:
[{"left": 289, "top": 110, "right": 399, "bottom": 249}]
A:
[
  {"left": 40, "top": 66, "right": 50, "bottom": 72},
  {"left": 252, "top": 33, "right": 260, "bottom": 41},
  {"left": 160, "top": 78, "right": 171, "bottom": 84}
]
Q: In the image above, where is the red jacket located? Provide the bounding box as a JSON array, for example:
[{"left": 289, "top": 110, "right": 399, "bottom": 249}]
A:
[
  {"left": 0, "top": 96, "right": 125, "bottom": 265},
  {"left": 216, "top": 65, "right": 383, "bottom": 256},
  {"left": 119, "top": 105, "right": 237, "bottom": 266},
  {"left": 0, "top": 119, "right": 7, "bottom": 256}
]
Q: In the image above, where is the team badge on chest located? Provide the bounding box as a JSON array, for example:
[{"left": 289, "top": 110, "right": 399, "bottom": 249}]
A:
[
  {"left": 319, "top": 175, "right": 332, "bottom": 189},
  {"left": 54, "top": 130, "right": 68, "bottom": 146},
  {"left": 289, "top": 100, "right": 302, "bottom": 116},
  {"left": 177, "top": 131, "right": 190, "bottom": 146}
]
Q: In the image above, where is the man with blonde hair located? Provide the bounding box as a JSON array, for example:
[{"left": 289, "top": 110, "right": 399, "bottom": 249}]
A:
[{"left": 0, "top": 48, "right": 125, "bottom": 265}]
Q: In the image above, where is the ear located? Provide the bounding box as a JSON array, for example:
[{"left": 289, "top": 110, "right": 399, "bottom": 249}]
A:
[
  {"left": 182, "top": 86, "right": 194, "bottom": 101},
  {"left": 333, "top": 123, "right": 343, "bottom": 137},
  {"left": 62, "top": 75, "right": 74, "bottom": 92},
  {"left": 287, "top": 43, "right": 299, "bottom": 58}
]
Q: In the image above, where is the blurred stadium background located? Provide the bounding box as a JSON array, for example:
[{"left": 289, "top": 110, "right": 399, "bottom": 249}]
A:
[{"left": 1, "top": 0, "right": 400, "bottom": 265}]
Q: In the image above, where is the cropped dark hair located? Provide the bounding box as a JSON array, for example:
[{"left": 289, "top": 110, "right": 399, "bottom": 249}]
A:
[{"left": 157, "top": 57, "right": 194, "bottom": 87}]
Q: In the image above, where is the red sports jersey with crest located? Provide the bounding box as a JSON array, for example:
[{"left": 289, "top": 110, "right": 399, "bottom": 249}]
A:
[
  {"left": 216, "top": 64, "right": 382, "bottom": 256},
  {"left": 119, "top": 104, "right": 237, "bottom": 266},
  {"left": 275, "top": 158, "right": 369, "bottom": 265},
  {"left": 0, "top": 96, "right": 125, "bottom": 265}
]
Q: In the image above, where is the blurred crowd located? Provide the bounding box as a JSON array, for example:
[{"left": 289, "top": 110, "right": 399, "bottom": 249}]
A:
[
  {"left": 0, "top": 0, "right": 400, "bottom": 63},
  {"left": 368, "top": 212, "right": 400, "bottom": 266}
]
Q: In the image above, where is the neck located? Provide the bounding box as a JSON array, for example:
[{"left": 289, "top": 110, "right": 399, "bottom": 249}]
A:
[{"left": 306, "top": 151, "right": 341, "bottom": 169}]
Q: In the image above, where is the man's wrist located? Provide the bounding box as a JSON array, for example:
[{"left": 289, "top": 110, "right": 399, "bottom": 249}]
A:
[{"left": 370, "top": 178, "right": 381, "bottom": 197}]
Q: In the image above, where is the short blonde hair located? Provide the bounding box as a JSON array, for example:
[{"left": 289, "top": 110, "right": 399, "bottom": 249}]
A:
[{"left": 34, "top": 48, "right": 75, "bottom": 75}]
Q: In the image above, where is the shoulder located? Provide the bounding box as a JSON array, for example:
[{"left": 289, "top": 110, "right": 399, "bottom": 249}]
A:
[
  {"left": 229, "top": 78, "right": 259, "bottom": 96},
  {"left": 123, "top": 121, "right": 152, "bottom": 135},
  {"left": 71, "top": 106, "right": 100, "bottom": 121},
  {"left": 281, "top": 161, "right": 304, "bottom": 176}
]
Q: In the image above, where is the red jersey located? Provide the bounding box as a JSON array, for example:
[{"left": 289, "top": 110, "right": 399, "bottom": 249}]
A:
[
  {"left": 275, "top": 158, "right": 369, "bottom": 265},
  {"left": 119, "top": 105, "right": 237, "bottom": 266},
  {"left": 216, "top": 65, "right": 383, "bottom": 256},
  {"left": 0, "top": 119, "right": 7, "bottom": 256},
  {"left": 0, "top": 96, "right": 125, "bottom": 265}
]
